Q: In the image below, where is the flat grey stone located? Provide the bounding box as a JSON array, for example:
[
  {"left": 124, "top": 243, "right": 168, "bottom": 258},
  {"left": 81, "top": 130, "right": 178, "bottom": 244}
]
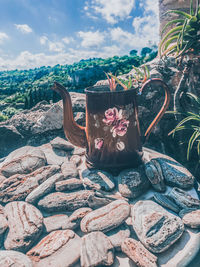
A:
[
  {"left": 27, "top": 230, "right": 81, "bottom": 267},
  {"left": 0, "top": 146, "right": 46, "bottom": 178},
  {"left": 0, "top": 205, "right": 8, "bottom": 235},
  {"left": 61, "top": 161, "right": 79, "bottom": 178},
  {"left": 132, "top": 200, "right": 184, "bottom": 253},
  {"left": 0, "top": 165, "right": 60, "bottom": 203},
  {"left": 81, "top": 169, "right": 115, "bottom": 191},
  {"left": 38, "top": 190, "right": 111, "bottom": 212},
  {"left": 50, "top": 137, "right": 74, "bottom": 151},
  {"left": 118, "top": 166, "right": 150, "bottom": 198},
  {"left": 179, "top": 209, "right": 200, "bottom": 228},
  {"left": 107, "top": 223, "right": 131, "bottom": 251},
  {"left": 81, "top": 231, "right": 114, "bottom": 267},
  {"left": 81, "top": 200, "right": 130, "bottom": 233},
  {"left": 154, "top": 158, "right": 194, "bottom": 189},
  {"left": 69, "top": 207, "right": 92, "bottom": 229},
  {"left": 55, "top": 178, "right": 83, "bottom": 191},
  {"left": 70, "top": 155, "right": 82, "bottom": 166},
  {"left": 40, "top": 143, "right": 69, "bottom": 165},
  {"left": 0, "top": 250, "right": 33, "bottom": 267},
  {"left": 44, "top": 214, "right": 75, "bottom": 232},
  {"left": 25, "top": 173, "right": 64, "bottom": 204},
  {"left": 4, "top": 201, "right": 44, "bottom": 252},
  {"left": 121, "top": 238, "right": 157, "bottom": 267}
]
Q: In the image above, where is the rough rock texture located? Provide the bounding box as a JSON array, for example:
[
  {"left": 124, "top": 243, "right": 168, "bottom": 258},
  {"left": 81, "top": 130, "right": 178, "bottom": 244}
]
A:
[
  {"left": 132, "top": 200, "right": 184, "bottom": 253},
  {"left": 27, "top": 230, "right": 81, "bottom": 267},
  {"left": 69, "top": 208, "right": 92, "bottom": 229},
  {"left": 0, "top": 146, "right": 47, "bottom": 178},
  {"left": 61, "top": 161, "right": 79, "bottom": 179},
  {"left": 44, "top": 214, "right": 75, "bottom": 232},
  {"left": 4, "top": 201, "right": 44, "bottom": 252},
  {"left": 121, "top": 238, "right": 158, "bottom": 267},
  {"left": 50, "top": 137, "right": 74, "bottom": 151},
  {"left": 118, "top": 166, "right": 150, "bottom": 198},
  {"left": 81, "top": 169, "right": 115, "bottom": 191},
  {"left": 168, "top": 187, "right": 200, "bottom": 209},
  {"left": 0, "top": 165, "right": 60, "bottom": 203},
  {"left": 38, "top": 190, "right": 111, "bottom": 212},
  {"left": 154, "top": 158, "right": 195, "bottom": 189},
  {"left": 25, "top": 173, "right": 64, "bottom": 204},
  {"left": 179, "top": 209, "right": 200, "bottom": 229},
  {"left": 55, "top": 178, "right": 83, "bottom": 192},
  {"left": 81, "top": 200, "right": 130, "bottom": 233},
  {"left": 0, "top": 205, "right": 8, "bottom": 235},
  {"left": 81, "top": 231, "right": 114, "bottom": 267},
  {"left": 0, "top": 250, "right": 33, "bottom": 267},
  {"left": 144, "top": 159, "right": 166, "bottom": 192},
  {"left": 107, "top": 224, "right": 131, "bottom": 251}
]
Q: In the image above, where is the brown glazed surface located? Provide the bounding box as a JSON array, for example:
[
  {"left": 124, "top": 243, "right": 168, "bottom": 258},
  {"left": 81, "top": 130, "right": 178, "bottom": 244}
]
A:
[
  {"left": 85, "top": 86, "right": 143, "bottom": 170},
  {"left": 52, "top": 79, "right": 170, "bottom": 172}
]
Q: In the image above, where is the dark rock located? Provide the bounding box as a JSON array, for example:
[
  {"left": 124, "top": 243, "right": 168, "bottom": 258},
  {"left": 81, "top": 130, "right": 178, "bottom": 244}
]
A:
[
  {"left": 25, "top": 173, "right": 64, "bottom": 204},
  {"left": 27, "top": 230, "right": 81, "bottom": 267},
  {"left": 38, "top": 190, "right": 111, "bottom": 212},
  {"left": 121, "top": 238, "right": 158, "bottom": 267},
  {"left": 81, "top": 200, "right": 130, "bottom": 233},
  {"left": 44, "top": 214, "right": 75, "bottom": 232},
  {"left": 179, "top": 209, "right": 200, "bottom": 228},
  {"left": 81, "top": 231, "right": 114, "bottom": 267},
  {"left": 0, "top": 146, "right": 47, "bottom": 178},
  {"left": 50, "top": 137, "right": 74, "bottom": 151},
  {"left": 144, "top": 159, "right": 166, "bottom": 192},
  {"left": 118, "top": 166, "right": 150, "bottom": 198},
  {"left": 81, "top": 169, "right": 115, "bottom": 192},
  {"left": 107, "top": 223, "right": 131, "bottom": 251},
  {"left": 153, "top": 193, "right": 180, "bottom": 213},
  {"left": 0, "top": 165, "right": 60, "bottom": 203},
  {"left": 0, "top": 250, "right": 33, "bottom": 267},
  {"left": 154, "top": 158, "right": 194, "bottom": 189},
  {"left": 132, "top": 200, "right": 184, "bottom": 253},
  {"left": 69, "top": 208, "right": 92, "bottom": 229},
  {"left": 168, "top": 187, "right": 200, "bottom": 209},
  {"left": 4, "top": 201, "right": 44, "bottom": 252},
  {"left": 55, "top": 178, "right": 83, "bottom": 191}
]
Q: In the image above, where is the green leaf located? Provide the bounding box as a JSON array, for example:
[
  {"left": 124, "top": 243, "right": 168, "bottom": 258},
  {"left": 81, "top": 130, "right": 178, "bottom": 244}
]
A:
[
  {"left": 162, "top": 19, "right": 185, "bottom": 35},
  {"left": 163, "top": 35, "right": 179, "bottom": 51},
  {"left": 187, "top": 130, "right": 200, "bottom": 160},
  {"left": 190, "top": 0, "right": 194, "bottom": 16},
  {"left": 166, "top": 10, "right": 192, "bottom": 19}
]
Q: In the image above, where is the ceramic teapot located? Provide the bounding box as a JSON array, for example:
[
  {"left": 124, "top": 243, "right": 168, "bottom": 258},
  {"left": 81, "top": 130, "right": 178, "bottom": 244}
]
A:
[{"left": 52, "top": 78, "right": 170, "bottom": 171}]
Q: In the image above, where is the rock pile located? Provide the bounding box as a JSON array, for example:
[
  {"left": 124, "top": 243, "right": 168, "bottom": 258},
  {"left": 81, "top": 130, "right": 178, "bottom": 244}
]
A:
[{"left": 0, "top": 137, "right": 199, "bottom": 266}]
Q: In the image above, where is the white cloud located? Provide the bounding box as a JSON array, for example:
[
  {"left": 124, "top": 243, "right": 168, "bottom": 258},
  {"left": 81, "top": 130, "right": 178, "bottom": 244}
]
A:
[
  {"left": 48, "top": 41, "right": 65, "bottom": 52},
  {"left": 62, "top": 37, "right": 74, "bottom": 45},
  {"left": 14, "top": 24, "right": 33, "bottom": 34},
  {"left": 78, "top": 30, "right": 105, "bottom": 48},
  {"left": 85, "top": 0, "right": 135, "bottom": 24},
  {"left": 0, "top": 32, "right": 9, "bottom": 44},
  {"left": 40, "top": 36, "right": 48, "bottom": 45}
]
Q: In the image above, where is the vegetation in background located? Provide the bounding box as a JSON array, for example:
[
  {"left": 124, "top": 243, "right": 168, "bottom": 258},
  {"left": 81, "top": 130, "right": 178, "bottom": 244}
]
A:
[
  {"left": 169, "top": 93, "right": 200, "bottom": 163},
  {"left": 0, "top": 47, "right": 157, "bottom": 121},
  {"left": 159, "top": 0, "right": 200, "bottom": 58}
]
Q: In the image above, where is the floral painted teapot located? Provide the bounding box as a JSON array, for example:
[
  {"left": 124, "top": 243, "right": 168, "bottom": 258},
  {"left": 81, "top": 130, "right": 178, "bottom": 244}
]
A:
[{"left": 52, "top": 79, "right": 170, "bottom": 171}]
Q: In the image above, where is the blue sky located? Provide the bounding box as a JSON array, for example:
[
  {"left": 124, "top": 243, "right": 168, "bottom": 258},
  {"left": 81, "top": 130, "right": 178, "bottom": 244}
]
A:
[{"left": 0, "top": 0, "right": 159, "bottom": 70}]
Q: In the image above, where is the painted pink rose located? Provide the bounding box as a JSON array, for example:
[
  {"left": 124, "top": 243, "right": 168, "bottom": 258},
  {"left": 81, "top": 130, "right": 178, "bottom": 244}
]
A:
[
  {"left": 102, "top": 108, "right": 122, "bottom": 126},
  {"left": 111, "top": 119, "right": 129, "bottom": 137},
  {"left": 94, "top": 138, "right": 104, "bottom": 150}
]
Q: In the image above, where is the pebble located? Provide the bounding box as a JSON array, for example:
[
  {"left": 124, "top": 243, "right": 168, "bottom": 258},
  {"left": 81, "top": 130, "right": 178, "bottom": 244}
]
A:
[
  {"left": 55, "top": 178, "right": 83, "bottom": 191},
  {"left": 179, "top": 208, "right": 200, "bottom": 228},
  {"left": 0, "top": 250, "right": 33, "bottom": 267}
]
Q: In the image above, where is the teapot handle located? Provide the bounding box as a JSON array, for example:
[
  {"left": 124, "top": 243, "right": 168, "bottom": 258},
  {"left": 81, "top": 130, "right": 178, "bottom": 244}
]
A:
[{"left": 139, "top": 78, "right": 171, "bottom": 143}]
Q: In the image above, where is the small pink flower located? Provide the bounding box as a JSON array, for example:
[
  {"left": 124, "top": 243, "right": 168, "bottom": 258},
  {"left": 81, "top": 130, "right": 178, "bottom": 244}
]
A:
[
  {"left": 94, "top": 138, "right": 104, "bottom": 150},
  {"left": 111, "top": 119, "right": 129, "bottom": 137},
  {"left": 102, "top": 107, "right": 122, "bottom": 126}
]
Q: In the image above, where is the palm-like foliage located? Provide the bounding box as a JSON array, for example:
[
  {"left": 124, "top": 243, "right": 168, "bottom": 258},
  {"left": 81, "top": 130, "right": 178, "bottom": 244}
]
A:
[
  {"left": 108, "top": 65, "right": 150, "bottom": 91},
  {"left": 159, "top": 0, "right": 200, "bottom": 58},
  {"left": 169, "top": 93, "right": 200, "bottom": 160}
]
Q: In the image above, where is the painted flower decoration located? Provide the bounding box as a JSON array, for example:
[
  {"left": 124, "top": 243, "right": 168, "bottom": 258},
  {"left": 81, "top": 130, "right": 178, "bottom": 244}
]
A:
[
  {"left": 94, "top": 138, "right": 104, "bottom": 150},
  {"left": 111, "top": 119, "right": 129, "bottom": 137},
  {"left": 103, "top": 107, "right": 122, "bottom": 126}
]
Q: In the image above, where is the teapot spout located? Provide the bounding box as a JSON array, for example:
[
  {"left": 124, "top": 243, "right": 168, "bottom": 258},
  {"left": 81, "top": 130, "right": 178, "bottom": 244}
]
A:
[{"left": 52, "top": 82, "right": 87, "bottom": 148}]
